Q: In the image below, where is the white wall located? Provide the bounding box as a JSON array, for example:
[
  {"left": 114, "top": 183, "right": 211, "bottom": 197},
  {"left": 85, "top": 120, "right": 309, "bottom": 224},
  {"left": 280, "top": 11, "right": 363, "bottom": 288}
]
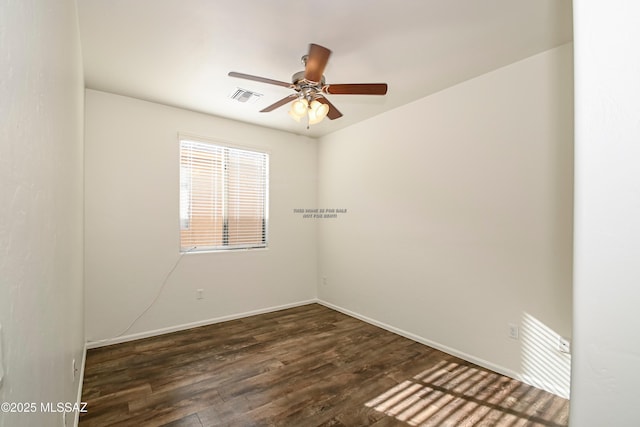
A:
[
  {"left": 84, "top": 90, "right": 317, "bottom": 344},
  {"left": 0, "top": 1, "right": 85, "bottom": 426},
  {"left": 318, "top": 44, "right": 574, "bottom": 398},
  {"left": 570, "top": 2, "right": 640, "bottom": 426}
]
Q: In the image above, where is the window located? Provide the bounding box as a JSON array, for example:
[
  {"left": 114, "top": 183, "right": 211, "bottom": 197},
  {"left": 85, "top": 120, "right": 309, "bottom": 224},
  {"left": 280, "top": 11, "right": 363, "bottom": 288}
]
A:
[{"left": 179, "top": 138, "right": 268, "bottom": 252}]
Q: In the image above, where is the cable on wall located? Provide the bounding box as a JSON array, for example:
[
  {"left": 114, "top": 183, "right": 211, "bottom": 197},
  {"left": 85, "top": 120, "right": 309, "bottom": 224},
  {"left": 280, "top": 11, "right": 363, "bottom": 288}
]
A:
[{"left": 116, "top": 246, "right": 197, "bottom": 337}]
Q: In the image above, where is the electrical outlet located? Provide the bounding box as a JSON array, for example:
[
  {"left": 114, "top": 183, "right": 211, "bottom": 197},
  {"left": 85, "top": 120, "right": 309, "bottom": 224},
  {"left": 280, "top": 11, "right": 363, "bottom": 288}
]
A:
[
  {"left": 196, "top": 289, "right": 204, "bottom": 300},
  {"left": 508, "top": 323, "right": 519, "bottom": 340},
  {"left": 558, "top": 337, "right": 571, "bottom": 353},
  {"left": 72, "top": 358, "right": 77, "bottom": 381},
  {"left": 322, "top": 277, "right": 327, "bottom": 286}
]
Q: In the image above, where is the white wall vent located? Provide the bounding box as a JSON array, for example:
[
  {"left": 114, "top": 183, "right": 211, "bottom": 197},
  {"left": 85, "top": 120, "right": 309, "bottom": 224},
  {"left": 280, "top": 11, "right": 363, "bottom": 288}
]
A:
[{"left": 230, "top": 88, "right": 262, "bottom": 103}]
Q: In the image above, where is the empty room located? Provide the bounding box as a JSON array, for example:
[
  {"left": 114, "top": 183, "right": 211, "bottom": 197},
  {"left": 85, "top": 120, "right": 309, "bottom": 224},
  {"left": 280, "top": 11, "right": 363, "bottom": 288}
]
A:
[{"left": 1, "top": 1, "right": 639, "bottom": 426}]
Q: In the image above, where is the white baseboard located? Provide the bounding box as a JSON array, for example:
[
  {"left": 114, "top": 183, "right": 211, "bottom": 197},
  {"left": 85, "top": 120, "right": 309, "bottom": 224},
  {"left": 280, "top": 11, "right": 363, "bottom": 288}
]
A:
[
  {"left": 86, "top": 299, "right": 317, "bottom": 349},
  {"left": 73, "top": 342, "right": 87, "bottom": 427},
  {"left": 83, "top": 298, "right": 567, "bottom": 399},
  {"left": 316, "top": 299, "right": 568, "bottom": 399}
]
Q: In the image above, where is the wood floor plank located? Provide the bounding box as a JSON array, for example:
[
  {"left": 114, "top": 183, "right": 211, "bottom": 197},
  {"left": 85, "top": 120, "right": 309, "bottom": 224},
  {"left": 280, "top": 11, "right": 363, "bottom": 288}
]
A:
[
  {"left": 80, "top": 304, "right": 569, "bottom": 426},
  {"left": 159, "top": 413, "right": 203, "bottom": 427}
]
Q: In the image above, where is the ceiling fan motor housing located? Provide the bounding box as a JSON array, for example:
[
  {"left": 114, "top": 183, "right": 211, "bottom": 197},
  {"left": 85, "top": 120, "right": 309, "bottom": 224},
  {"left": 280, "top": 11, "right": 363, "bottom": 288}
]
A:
[
  {"left": 292, "top": 71, "right": 325, "bottom": 87},
  {"left": 291, "top": 71, "right": 326, "bottom": 101}
]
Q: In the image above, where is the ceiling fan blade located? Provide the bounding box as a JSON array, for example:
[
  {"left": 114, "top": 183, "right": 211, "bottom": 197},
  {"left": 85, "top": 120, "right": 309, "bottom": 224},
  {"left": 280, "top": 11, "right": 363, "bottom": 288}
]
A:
[
  {"left": 228, "top": 72, "right": 292, "bottom": 88},
  {"left": 324, "top": 83, "right": 388, "bottom": 95},
  {"left": 304, "top": 44, "right": 332, "bottom": 83},
  {"left": 260, "top": 95, "right": 296, "bottom": 113},
  {"left": 316, "top": 97, "right": 343, "bottom": 120}
]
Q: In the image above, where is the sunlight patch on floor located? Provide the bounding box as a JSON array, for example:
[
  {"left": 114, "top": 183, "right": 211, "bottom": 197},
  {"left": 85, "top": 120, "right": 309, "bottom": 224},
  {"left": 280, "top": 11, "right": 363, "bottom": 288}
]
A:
[
  {"left": 364, "top": 354, "right": 568, "bottom": 427},
  {"left": 365, "top": 361, "right": 497, "bottom": 426}
]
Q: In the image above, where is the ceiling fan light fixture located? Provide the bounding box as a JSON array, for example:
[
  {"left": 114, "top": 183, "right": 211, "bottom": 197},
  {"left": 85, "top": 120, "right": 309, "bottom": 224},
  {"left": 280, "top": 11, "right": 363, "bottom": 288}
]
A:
[
  {"left": 307, "top": 101, "right": 326, "bottom": 125},
  {"left": 308, "top": 111, "right": 320, "bottom": 125},
  {"left": 291, "top": 98, "right": 308, "bottom": 117},
  {"left": 289, "top": 97, "right": 328, "bottom": 125},
  {"left": 311, "top": 100, "right": 329, "bottom": 120},
  {"left": 288, "top": 109, "right": 302, "bottom": 122}
]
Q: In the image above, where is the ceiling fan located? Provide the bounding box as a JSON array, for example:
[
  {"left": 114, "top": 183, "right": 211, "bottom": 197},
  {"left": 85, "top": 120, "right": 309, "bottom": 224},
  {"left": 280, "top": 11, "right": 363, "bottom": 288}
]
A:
[{"left": 228, "top": 43, "right": 388, "bottom": 126}]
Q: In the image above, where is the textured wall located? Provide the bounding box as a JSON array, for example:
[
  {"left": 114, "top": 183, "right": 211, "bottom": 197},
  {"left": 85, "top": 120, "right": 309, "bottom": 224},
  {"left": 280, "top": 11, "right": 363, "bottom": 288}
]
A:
[
  {"left": 318, "top": 44, "right": 574, "bottom": 398},
  {"left": 84, "top": 90, "right": 318, "bottom": 344},
  {"left": 0, "top": 1, "right": 85, "bottom": 426},
  {"left": 571, "top": 2, "right": 640, "bottom": 425}
]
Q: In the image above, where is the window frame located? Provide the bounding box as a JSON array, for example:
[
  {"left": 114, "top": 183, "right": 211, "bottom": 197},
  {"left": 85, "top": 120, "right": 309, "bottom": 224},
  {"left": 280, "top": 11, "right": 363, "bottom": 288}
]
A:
[{"left": 178, "top": 134, "right": 269, "bottom": 253}]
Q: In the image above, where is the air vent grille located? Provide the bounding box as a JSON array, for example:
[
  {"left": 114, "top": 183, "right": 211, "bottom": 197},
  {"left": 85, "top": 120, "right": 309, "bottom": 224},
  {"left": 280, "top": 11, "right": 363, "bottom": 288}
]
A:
[{"left": 230, "top": 88, "right": 262, "bottom": 103}]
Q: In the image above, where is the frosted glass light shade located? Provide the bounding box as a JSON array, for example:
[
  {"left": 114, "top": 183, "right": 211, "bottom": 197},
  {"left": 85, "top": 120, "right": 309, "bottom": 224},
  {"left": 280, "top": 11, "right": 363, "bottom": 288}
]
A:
[
  {"left": 308, "top": 100, "right": 329, "bottom": 124},
  {"left": 310, "top": 100, "right": 329, "bottom": 120},
  {"left": 289, "top": 98, "right": 330, "bottom": 125},
  {"left": 291, "top": 99, "right": 308, "bottom": 117},
  {"left": 288, "top": 109, "right": 301, "bottom": 122}
]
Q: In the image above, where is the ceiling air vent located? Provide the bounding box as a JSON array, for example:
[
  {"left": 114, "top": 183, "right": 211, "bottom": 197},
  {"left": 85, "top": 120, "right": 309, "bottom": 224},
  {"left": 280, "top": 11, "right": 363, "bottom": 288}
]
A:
[{"left": 230, "top": 88, "right": 262, "bottom": 103}]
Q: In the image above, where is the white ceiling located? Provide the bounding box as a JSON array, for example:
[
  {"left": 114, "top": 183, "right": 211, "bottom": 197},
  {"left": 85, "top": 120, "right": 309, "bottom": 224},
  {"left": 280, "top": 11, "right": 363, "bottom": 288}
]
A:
[{"left": 77, "top": 0, "right": 573, "bottom": 138}]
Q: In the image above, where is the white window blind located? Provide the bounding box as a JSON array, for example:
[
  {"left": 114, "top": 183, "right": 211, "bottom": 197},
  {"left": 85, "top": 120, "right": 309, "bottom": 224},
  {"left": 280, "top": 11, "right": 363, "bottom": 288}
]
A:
[{"left": 179, "top": 139, "right": 268, "bottom": 252}]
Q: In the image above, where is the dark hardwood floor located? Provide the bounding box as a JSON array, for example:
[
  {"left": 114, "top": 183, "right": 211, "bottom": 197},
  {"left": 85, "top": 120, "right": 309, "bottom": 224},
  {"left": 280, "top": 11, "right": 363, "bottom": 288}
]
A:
[{"left": 80, "top": 304, "right": 569, "bottom": 426}]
